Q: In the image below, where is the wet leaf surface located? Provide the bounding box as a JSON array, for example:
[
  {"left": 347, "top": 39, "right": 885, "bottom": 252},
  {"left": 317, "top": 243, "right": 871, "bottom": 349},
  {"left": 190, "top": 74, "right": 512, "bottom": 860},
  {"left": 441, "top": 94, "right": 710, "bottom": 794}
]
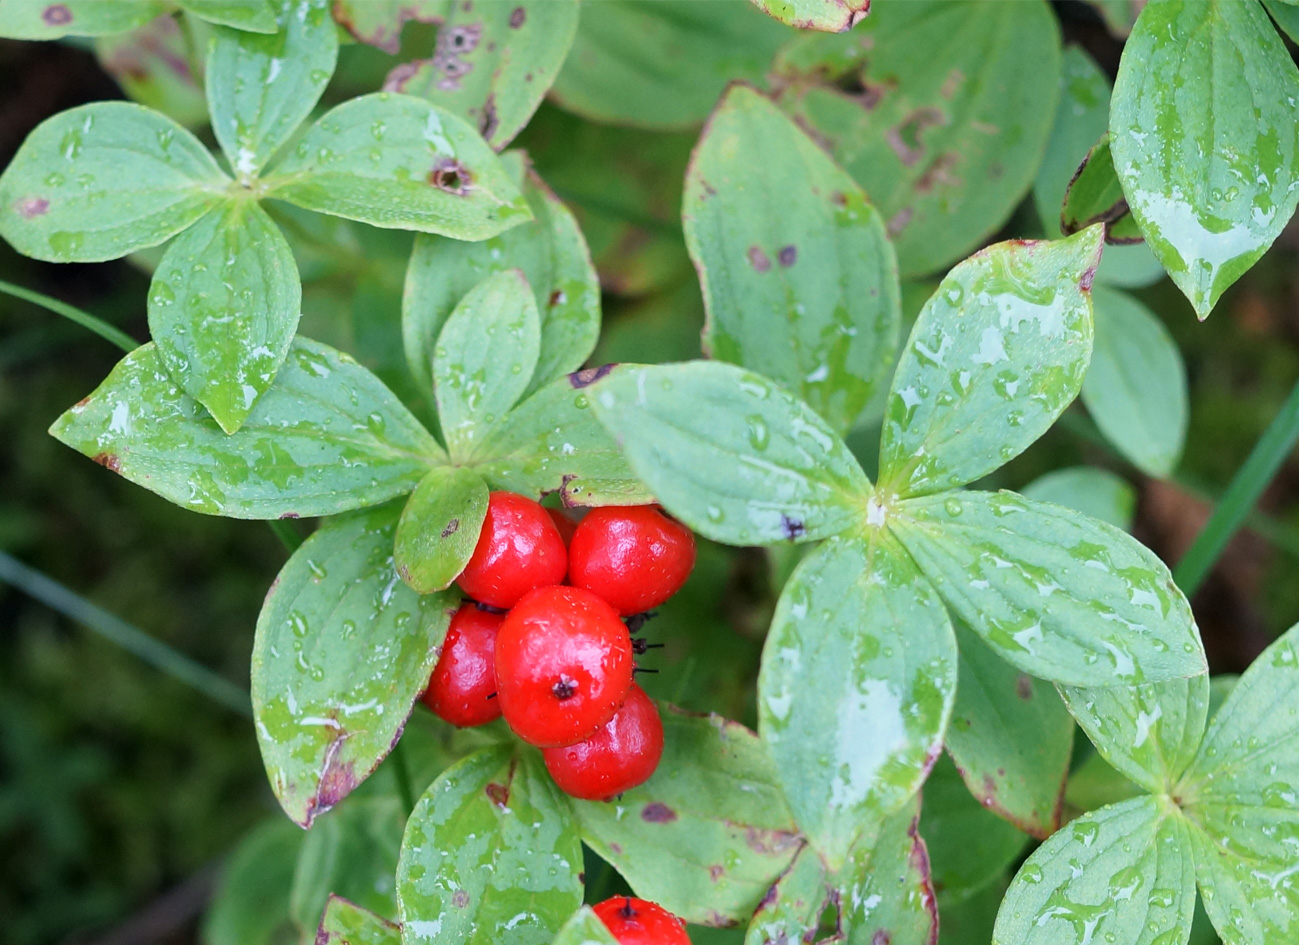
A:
[
  {"left": 51, "top": 338, "right": 444, "bottom": 519},
  {"left": 573, "top": 708, "right": 799, "bottom": 927},
  {"left": 253, "top": 504, "right": 456, "bottom": 825},
  {"left": 178, "top": 0, "right": 279, "bottom": 32},
  {"left": 394, "top": 466, "right": 489, "bottom": 594},
  {"left": 384, "top": 0, "right": 579, "bottom": 150},
  {"left": 398, "top": 747, "right": 583, "bottom": 945},
  {"left": 758, "top": 533, "right": 955, "bottom": 869},
  {"left": 206, "top": 0, "right": 339, "bottom": 180},
  {"left": 552, "top": 907, "right": 619, "bottom": 945},
  {"left": 877, "top": 227, "right": 1103, "bottom": 499},
  {"left": 1110, "top": 0, "right": 1299, "bottom": 318},
  {"left": 837, "top": 795, "right": 938, "bottom": 945},
  {"left": 742, "top": 843, "right": 826, "bottom": 945},
  {"left": 434, "top": 270, "right": 540, "bottom": 459},
  {"left": 891, "top": 490, "right": 1206, "bottom": 687},
  {"left": 685, "top": 85, "right": 900, "bottom": 437},
  {"left": 265, "top": 92, "right": 531, "bottom": 240},
  {"left": 994, "top": 797, "right": 1195, "bottom": 945},
  {"left": 316, "top": 895, "right": 402, "bottom": 945},
  {"left": 147, "top": 199, "right": 301, "bottom": 434},
  {"left": 0, "top": 0, "right": 166, "bottom": 38},
  {"left": 945, "top": 620, "right": 1072, "bottom": 839},
  {"left": 403, "top": 152, "right": 600, "bottom": 402},
  {"left": 589, "top": 361, "right": 869, "bottom": 545},
  {"left": 0, "top": 102, "right": 228, "bottom": 262}
]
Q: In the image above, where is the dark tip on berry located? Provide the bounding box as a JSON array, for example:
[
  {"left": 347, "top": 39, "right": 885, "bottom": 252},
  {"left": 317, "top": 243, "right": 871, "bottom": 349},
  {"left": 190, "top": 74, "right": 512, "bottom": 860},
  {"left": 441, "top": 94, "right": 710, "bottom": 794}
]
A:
[
  {"left": 620, "top": 896, "right": 636, "bottom": 919},
  {"left": 632, "top": 638, "right": 665, "bottom": 655},
  {"left": 625, "top": 611, "right": 658, "bottom": 633},
  {"left": 474, "top": 601, "right": 508, "bottom": 614},
  {"left": 552, "top": 674, "right": 578, "bottom": 700}
]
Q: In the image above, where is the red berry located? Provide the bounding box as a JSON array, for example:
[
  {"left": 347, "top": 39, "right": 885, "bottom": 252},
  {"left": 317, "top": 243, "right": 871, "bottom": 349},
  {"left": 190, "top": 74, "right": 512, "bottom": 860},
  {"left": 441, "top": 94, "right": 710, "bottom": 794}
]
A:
[
  {"left": 546, "top": 507, "right": 578, "bottom": 546},
  {"left": 543, "top": 684, "right": 663, "bottom": 800},
  {"left": 421, "top": 604, "right": 503, "bottom": 728},
  {"left": 568, "top": 506, "right": 696, "bottom": 616},
  {"left": 495, "top": 586, "right": 633, "bottom": 748},
  {"left": 592, "top": 897, "right": 691, "bottom": 945},
  {"left": 456, "top": 492, "right": 567, "bottom": 609}
]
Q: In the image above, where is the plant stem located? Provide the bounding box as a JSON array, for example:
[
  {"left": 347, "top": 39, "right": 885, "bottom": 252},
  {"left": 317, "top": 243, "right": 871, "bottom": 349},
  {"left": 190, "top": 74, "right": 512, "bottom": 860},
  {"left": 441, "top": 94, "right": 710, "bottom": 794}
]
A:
[
  {"left": 390, "top": 738, "right": 416, "bottom": 816},
  {"left": 0, "top": 550, "right": 252, "bottom": 717},
  {"left": 0, "top": 278, "right": 138, "bottom": 354},
  {"left": 1173, "top": 377, "right": 1299, "bottom": 597},
  {"left": 267, "top": 519, "right": 305, "bottom": 553}
]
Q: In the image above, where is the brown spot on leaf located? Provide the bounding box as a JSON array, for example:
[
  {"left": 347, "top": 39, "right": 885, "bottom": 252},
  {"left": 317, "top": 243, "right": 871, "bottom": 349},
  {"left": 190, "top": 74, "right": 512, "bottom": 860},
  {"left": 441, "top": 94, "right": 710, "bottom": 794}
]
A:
[
  {"left": 886, "top": 107, "right": 946, "bottom": 167},
  {"left": 91, "top": 452, "right": 121, "bottom": 473},
  {"left": 939, "top": 68, "right": 964, "bottom": 100},
  {"left": 486, "top": 781, "right": 510, "bottom": 807},
  {"left": 748, "top": 245, "right": 771, "bottom": 273},
  {"left": 429, "top": 159, "right": 473, "bottom": 195},
  {"left": 307, "top": 742, "right": 358, "bottom": 825},
  {"left": 548, "top": 289, "right": 566, "bottom": 307},
  {"left": 915, "top": 153, "right": 959, "bottom": 194},
  {"left": 479, "top": 94, "right": 498, "bottom": 141},
  {"left": 778, "top": 245, "right": 797, "bottom": 267},
  {"left": 781, "top": 515, "right": 805, "bottom": 540},
  {"left": 452, "top": 889, "right": 470, "bottom": 908},
  {"left": 441, "top": 518, "right": 460, "bottom": 538},
  {"left": 709, "top": 864, "right": 724, "bottom": 881},
  {"left": 509, "top": 6, "right": 526, "bottom": 27},
  {"left": 280, "top": 512, "right": 300, "bottom": 519},
  {"left": 610, "top": 842, "right": 623, "bottom": 855},
  {"left": 42, "top": 3, "right": 72, "bottom": 25},
  {"left": 742, "top": 825, "right": 801, "bottom": 855},
  {"left": 641, "top": 802, "right": 677, "bottom": 823},
  {"left": 886, "top": 207, "right": 913, "bottom": 238},
  {"left": 872, "top": 932, "right": 891, "bottom": 945},
  {"left": 569, "top": 364, "right": 614, "bottom": 388},
  {"left": 1015, "top": 674, "right": 1034, "bottom": 700},
  {"left": 18, "top": 197, "right": 48, "bottom": 218},
  {"left": 1080, "top": 265, "right": 1097, "bottom": 291}
]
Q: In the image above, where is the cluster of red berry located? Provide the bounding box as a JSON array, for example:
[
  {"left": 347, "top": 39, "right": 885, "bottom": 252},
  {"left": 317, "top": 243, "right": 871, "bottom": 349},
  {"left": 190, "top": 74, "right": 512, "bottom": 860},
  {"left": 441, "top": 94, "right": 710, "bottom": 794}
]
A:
[{"left": 420, "top": 492, "right": 696, "bottom": 801}]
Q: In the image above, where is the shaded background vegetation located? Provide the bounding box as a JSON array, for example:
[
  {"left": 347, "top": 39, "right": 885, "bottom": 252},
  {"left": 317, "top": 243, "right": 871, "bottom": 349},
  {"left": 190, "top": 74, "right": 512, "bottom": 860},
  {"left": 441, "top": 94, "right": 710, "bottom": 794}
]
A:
[{"left": 3, "top": 3, "right": 1298, "bottom": 943}]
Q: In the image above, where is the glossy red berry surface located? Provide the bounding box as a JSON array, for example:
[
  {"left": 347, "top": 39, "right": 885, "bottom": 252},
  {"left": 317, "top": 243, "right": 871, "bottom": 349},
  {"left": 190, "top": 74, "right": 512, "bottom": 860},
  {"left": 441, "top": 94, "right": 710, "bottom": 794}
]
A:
[
  {"left": 456, "top": 492, "right": 567, "bottom": 609},
  {"left": 593, "top": 897, "right": 691, "bottom": 945},
  {"left": 495, "top": 585, "right": 633, "bottom": 747},
  {"left": 568, "top": 506, "right": 696, "bottom": 616},
  {"left": 543, "top": 683, "right": 663, "bottom": 800},
  {"left": 421, "top": 604, "right": 503, "bottom": 728}
]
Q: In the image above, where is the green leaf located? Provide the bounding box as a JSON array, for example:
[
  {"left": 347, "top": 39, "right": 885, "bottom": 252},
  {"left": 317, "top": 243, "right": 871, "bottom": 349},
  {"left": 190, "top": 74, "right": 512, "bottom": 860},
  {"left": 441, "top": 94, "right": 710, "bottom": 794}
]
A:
[
  {"left": 206, "top": 0, "right": 339, "bottom": 181},
  {"left": 50, "top": 339, "right": 444, "bottom": 519},
  {"left": 748, "top": 0, "right": 868, "bottom": 32},
  {"left": 472, "top": 372, "right": 652, "bottom": 508},
  {"left": 945, "top": 620, "right": 1073, "bottom": 839},
  {"left": 890, "top": 490, "right": 1206, "bottom": 687},
  {"left": 397, "top": 747, "right": 583, "bottom": 945},
  {"left": 993, "top": 797, "right": 1195, "bottom": 945},
  {"left": 1033, "top": 45, "right": 1165, "bottom": 288},
  {"left": 921, "top": 755, "right": 1028, "bottom": 905},
  {"left": 0, "top": 0, "right": 165, "bottom": 38},
  {"left": 1179, "top": 625, "right": 1299, "bottom": 945},
  {"left": 742, "top": 845, "right": 827, "bottom": 945},
  {"left": 1020, "top": 466, "right": 1136, "bottom": 531},
  {"left": 1060, "top": 134, "right": 1134, "bottom": 237},
  {"left": 94, "top": 14, "right": 209, "bottom": 129},
  {"left": 572, "top": 708, "right": 800, "bottom": 926},
  {"left": 588, "top": 361, "right": 869, "bottom": 545},
  {"left": 202, "top": 817, "right": 304, "bottom": 945},
  {"left": 0, "top": 102, "right": 228, "bottom": 262},
  {"left": 333, "top": 0, "right": 448, "bottom": 52},
  {"left": 684, "top": 84, "right": 901, "bottom": 437},
  {"left": 265, "top": 92, "right": 532, "bottom": 240},
  {"left": 434, "top": 270, "right": 540, "bottom": 458},
  {"left": 384, "top": 0, "right": 579, "bottom": 149},
  {"left": 253, "top": 504, "right": 456, "bottom": 826},
  {"left": 877, "top": 227, "right": 1104, "bottom": 499},
  {"left": 838, "top": 796, "right": 938, "bottom": 945},
  {"left": 316, "top": 896, "right": 402, "bottom": 945},
  {"left": 552, "top": 908, "right": 619, "bottom": 945},
  {"left": 178, "top": 0, "right": 279, "bottom": 32},
  {"left": 1084, "top": 0, "right": 1139, "bottom": 36},
  {"left": 1082, "top": 286, "right": 1189, "bottom": 478},
  {"left": 939, "top": 879, "right": 1005, "bottom": 945},
  {"left": 291, "top": 798, "right": 404, "bottom": 932},
  {"left": 1266, "top": 0, "right": 1299, "bottom": 44},
  {"left": 147, "top": 199, "right": 301, "bottom": 434},
  {"left": 404, "top": 152, "right": 600, "bottom": 401},
  {"left": 772, "top": 0, "right": 1061, "bottom": 278},
  {"left": 758, "top": 533, "right": 956, "bottom": 869},
  {"left": 549, "top": 0, "right": 786, "bottom": 131},
  {"left": 394, "top": 466, "right": 489, "bottom": 594},
  {"left": 1110, "top": 0, "right": 1299, "bottom": 318},
  {"left": 1059, "top": 674, "right": 1208, "bottom": 796}
]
